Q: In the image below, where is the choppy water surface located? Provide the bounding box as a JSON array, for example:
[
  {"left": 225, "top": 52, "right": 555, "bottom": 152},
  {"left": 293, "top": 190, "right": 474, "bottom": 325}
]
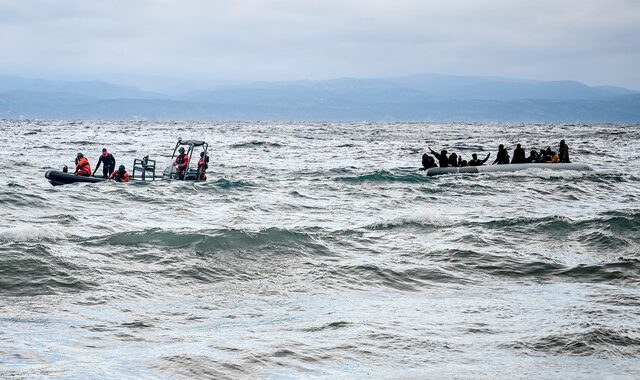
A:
[{"left": 1, "top": 121, "right": 639, "bottom": 378}]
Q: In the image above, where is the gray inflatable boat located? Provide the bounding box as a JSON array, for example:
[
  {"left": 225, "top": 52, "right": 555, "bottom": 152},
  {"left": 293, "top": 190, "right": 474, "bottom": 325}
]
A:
[{"left": 425, "top": 163, "right": 592, "bottom": 176}]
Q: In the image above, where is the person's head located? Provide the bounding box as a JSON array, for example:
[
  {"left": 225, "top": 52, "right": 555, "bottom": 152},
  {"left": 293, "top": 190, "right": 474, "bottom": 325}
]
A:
[
  {"left": 472, "top": 153, "right": 478, "bottom": 159},
  {"left": 179, "top": 147, "right": 185, "bottom": 154},
  {"left": 102, "top": 148, "right": 108, "bottom": 156},
  {"left": 118, "top": 165, "right": 125, "bottom": 174},
  {"left": 560, "top": 139, "right": 565, "bottom": 145},
  {"left": 77, "top": 152, "right": 84, "bottom": 159},
  {"left": 441, "top": 150, "right": 447, "bottom": 156},
  {"left": 530, "top": 150, "right": 536, "bottom": 155},
  {"left": 517, "top": 143, "right": 521, "bottom": 148},
  {"left": 200, "top": 151, "right": 205, "bottom": 158},
  {"left": 499, "top": 144, "right": 504, "bottom": 150}
]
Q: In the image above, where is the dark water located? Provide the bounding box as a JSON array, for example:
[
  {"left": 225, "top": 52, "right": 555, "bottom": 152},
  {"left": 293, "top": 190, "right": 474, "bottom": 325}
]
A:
[{"left": 1, "top": 120, "right": 639, "bottom": 378}]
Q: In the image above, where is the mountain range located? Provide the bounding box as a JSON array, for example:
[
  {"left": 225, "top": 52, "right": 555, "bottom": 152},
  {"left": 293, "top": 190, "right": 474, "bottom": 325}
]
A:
[{"left": 0, "top": 74, "right": 638, "bottom": 122}]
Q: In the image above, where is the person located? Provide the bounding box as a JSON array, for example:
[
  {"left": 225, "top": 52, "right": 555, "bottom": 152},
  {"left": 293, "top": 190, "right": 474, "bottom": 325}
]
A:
[
  {"left": 448, "top": 152, "right": 459, "bottom": 167},
  {"left": 420, "top": 153, "right": 437, "bottom": 170},
  {"left": 429, "top": 147, "right": 449, "bottom": 168},
  {"left": 197, "top": 152, "right": 209, "bottom": 181},
  {"left": 458, "top": 157, "right": 469, "bottom": 167},
  {"left": 74, "top": 153, "right": 91, "bottom": 176},
  {"left": 93, "top": 148, "right": 116, "bottom": 178},
  {"left": 547, "top": 150, "right": 560, "bottom": 163},
  {"left": 174, "top": 147, "right": 189, "bottom": 180},
  {"left": 537, "top": 148, "right": 548, "bottom": 163},
  {"left": 109, "top": 165, "right": 130, "bottom": 182},
  {"left": 559, "top": 139, "right": 570, "bottom": 163},
  {"left": 468, "top": 153, "right": 490, "bottom": 166},
  {"left": 511, "top": 143, "right": 526, "bottom": 164},
  {"left": 492, "top": 144, "right": 510, "bottom": 165},
  {"left": 62, "top": 165, "right": 68, "bottom": 173},
  {"left": 525, "top": 150, "right": 538, "bottom": 163}
]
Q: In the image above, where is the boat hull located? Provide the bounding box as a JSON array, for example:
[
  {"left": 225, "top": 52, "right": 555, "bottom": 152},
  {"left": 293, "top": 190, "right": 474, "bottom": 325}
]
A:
[
  {"left": 45, "top": 170, "right": 107, "bottom": 186},
  {"left": 425, "top": 163, "right": 592, "bottom": 176}
]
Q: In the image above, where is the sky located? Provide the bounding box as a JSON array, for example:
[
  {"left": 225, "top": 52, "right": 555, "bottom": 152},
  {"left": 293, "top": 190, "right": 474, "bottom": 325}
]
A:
[{"left": 1, "top": 0, "right": 639, "bottom": 89}]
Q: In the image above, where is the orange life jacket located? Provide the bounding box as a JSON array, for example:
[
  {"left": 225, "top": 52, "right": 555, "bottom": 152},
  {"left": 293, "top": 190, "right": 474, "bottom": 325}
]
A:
[
  {"left": 110, "top": 170, "right": 129, "bottom": 182},
  {"left": 74, "top": 157, "right": 91, "bottom": 176}
]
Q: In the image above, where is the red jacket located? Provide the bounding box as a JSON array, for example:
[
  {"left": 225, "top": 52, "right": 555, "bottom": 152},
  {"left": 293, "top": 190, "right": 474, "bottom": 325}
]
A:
[
  {"left": 175, "top": 153, "right": 189, "bottom": 173},
  {"left": 197, "top": 158, "right": 207, "bottom": 181},
  {"left": 74, "top": 157, "right": 92, "bottom": 176},
  {"left": 109, "top": 170, "right": 130, "bottom": 182}
]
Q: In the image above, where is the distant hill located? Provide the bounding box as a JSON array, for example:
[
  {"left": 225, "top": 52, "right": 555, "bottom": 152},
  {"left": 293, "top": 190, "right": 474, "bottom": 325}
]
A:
[{"left": 0, "top": 74, "right": 638, "bottom": 122}]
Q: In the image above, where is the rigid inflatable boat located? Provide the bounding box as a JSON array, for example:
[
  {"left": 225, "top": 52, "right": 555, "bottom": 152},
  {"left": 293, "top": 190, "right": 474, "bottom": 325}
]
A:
[
  {"left": 425, "top": 163, "right": 592, "bottom": 177},
  {"left": 45, "top": 170, "right": 107, "bottom": 186}
]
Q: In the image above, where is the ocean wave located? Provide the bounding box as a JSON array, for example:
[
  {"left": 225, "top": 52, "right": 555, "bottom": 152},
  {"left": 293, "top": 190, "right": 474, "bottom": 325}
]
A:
[
  {"left": 90, "top": 227, "right": 330, "bottom": 256},
  {"left": 230, "top": 140, "right": 283, "bottom": 149},
  {"left": 0, "top": 244, "right": 95, "bottom": 296},
  {"left": 504, "top": 328, "right": 640, "bottom": 357},
  {"left": 325, "top": 264, "right": 465, "bottom": 291},
  {"left": 474, "top": 211, "right": 640, "bottom": 236},
  {"left": 431, "top": 249, "right": 640, "bottom": 283},
  {"left": 336, "top": 170, "right": 430, "bottom": 184},
  {"left": 213, "top": 178, "right": 256, "bottom": 189},
  {"left": 366, "top": 212, "right": 454, "bottom": 230}
]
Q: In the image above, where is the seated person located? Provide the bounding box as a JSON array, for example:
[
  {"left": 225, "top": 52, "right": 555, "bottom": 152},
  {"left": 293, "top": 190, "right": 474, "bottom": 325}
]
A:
[
  {"left": 468, "top": 153, "right": 490, "bottom": 166},
  {"left": 74, "top": 153, "right": 92, "bottom": 176},
  {"left": 547, "top": 151, "right": 560, "bottom": 163},
  {"left": 420, "top": 153, "right": 437, "bottom": 170}
]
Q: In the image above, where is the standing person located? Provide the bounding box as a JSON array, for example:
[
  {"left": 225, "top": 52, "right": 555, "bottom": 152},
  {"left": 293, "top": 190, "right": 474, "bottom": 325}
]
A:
[
  {"left": 511, "top": 143, "right": 526, "bottom": 164},
  {"left": 492, "top": 144, "right": 510, "bottom": 165},
  {"left": 428, "top": 147, "right": 449, "bottom": 168},
  {"left": 559, "top": 140, "right": 571, "bottom": 163},
  {"left": 74, "top": 153, "right": 92, "bottom": 176},
  {"left": 468, "top": 153, "right": 491, "bottom": 166},
  {"left": 109, "top": 165, "right": 130, "bottom": 182},
  {"left": 174, "top": 147, "right": 190, "bottom": 180},
  {"left": 197, "top": 152, "right": 209, "bottom": 181},
  {"left": 93, "top": 148, "right": 116, "bottom": 178}
]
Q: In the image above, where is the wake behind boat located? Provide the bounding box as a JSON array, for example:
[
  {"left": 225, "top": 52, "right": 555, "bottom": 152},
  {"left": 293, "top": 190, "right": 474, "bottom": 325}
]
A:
[{"left": 425, "top": 162, "right": 592, "bottom": 176}]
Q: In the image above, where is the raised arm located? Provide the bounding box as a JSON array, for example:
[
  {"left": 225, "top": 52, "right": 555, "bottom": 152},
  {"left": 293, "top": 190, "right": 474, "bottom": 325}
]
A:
[{"left": 481, "top": 153, "right": 491, "bottom": 164}]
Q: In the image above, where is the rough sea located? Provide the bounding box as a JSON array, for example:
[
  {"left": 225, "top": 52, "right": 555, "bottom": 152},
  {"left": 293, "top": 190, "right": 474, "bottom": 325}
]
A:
[{"left": 1, "top": 120, "right": 639, "bottom": 379}]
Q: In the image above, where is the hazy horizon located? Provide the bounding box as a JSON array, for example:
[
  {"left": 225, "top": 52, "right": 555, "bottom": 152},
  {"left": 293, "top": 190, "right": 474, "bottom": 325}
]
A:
[{"left": 1, "top": 0, "right": 639, "bottom": 90}]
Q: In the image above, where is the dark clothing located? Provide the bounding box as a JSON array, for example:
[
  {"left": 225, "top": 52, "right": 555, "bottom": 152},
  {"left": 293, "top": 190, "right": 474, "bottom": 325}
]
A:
[
  {"left": 493, "top": 148, "right": 510, "bottom": 165},
  {"left": 421, "top": 154, "right": 437, "bottom": 169},
  {"left": 96, "top": 153, "right": 116, "bottom": 178},
  {"left": 469, "top": 154, "right": 490, "bottom": 166},
  {"left": 448, "top": 153, "right": 459, "bottom": 168},
  {"left": 511, "top": 146, "right": 526, "bottom": 164},
  {"left": 559, "top": 143, "right": 570, "bottom": 163},
  {"left": 429, "top": 148, "right": 449, "bottom": 168},
  {"left": 525, "top": 151, "right": 538, "bottom": 163}
]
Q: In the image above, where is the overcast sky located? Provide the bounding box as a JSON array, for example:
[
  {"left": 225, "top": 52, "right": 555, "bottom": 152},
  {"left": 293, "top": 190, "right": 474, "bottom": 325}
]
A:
[{"left": 1, "top": 0, "right": 639, "bottom": 89}]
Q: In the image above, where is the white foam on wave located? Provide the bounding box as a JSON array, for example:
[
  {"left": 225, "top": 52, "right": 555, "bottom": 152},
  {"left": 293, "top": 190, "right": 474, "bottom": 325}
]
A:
[{"left": 0, "top": 224, "right": 67, "bottom": 242}]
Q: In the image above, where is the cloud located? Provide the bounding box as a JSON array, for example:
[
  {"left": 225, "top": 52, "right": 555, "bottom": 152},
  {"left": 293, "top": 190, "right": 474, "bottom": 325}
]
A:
[{"left": 1, "top": 0, "right": 639, "bottom": 88}]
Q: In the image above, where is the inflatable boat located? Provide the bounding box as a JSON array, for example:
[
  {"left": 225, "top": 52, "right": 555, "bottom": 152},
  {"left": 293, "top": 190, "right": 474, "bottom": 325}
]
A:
[
  {"left": 425, "top": 163, "right": 592, "bottom": 176},
  {"left": 45, "top": 170, "right": 107, "bottom": 186}
]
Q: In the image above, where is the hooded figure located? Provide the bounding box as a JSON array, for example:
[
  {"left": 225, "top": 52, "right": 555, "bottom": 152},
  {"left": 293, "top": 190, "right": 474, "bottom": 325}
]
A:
[
  {"left": 493, "top": 144, "right": 510, "bottom": 165},
  {"left": 559, "top": 140, "right": 570, "bottom": 163},
  {"left": 511, "top": 143, "right": 526, "bottom": 164}
]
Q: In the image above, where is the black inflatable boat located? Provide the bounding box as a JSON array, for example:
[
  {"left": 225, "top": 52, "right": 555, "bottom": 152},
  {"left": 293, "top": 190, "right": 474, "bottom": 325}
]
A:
[{"left": 45, "top": 170, "right": 107, "bottom": 186}]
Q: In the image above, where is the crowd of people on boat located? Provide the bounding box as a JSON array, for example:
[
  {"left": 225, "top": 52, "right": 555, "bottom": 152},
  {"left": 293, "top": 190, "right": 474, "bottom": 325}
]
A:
[
  {"left": 63, "top": 147, "right": 209, "bottom": 182},
  {"left": 421, "top": 139, "right": 571, "bottom": 169}
]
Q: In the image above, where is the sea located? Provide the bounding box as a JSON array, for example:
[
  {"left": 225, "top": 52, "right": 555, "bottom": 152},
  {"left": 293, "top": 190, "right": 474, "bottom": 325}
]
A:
[{"left": 1, "top": 120, "right": 639, "bottom": 379}]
